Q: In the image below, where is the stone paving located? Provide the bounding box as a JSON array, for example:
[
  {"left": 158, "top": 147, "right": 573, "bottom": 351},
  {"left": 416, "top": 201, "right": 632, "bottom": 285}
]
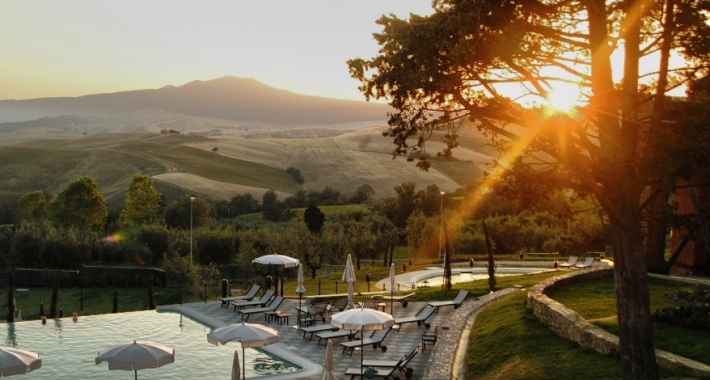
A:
[{"left": 166, "top": 287, "right": 521, "bottom": 380}]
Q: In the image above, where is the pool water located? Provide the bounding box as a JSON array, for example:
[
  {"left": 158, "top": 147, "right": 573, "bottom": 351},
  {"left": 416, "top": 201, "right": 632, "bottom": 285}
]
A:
[
  {"left": 414, "top": 268, "right": 545, "bottom": 288},
  {"left": 3, "top": 310, "right": 300, "bottom": 379}
]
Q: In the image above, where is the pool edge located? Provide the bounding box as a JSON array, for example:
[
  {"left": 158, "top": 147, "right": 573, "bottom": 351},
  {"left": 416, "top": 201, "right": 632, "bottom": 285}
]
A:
[{"left": 157, "top": 303, "right": 323, "bottom": 379}]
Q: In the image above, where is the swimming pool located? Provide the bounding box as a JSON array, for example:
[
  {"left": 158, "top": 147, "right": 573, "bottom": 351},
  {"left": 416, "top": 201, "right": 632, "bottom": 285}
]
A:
[
  {"left": 3, "top": 310, "right": 300, "bottom": 379},
  {"left": 412, "top": 267, "right": 546, "bottom": 288}
]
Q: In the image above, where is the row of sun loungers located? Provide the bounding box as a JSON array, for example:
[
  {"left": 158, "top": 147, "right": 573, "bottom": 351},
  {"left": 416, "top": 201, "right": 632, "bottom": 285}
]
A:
[
  {"left": 219, "top": 284, "right": 261, "bottom": 307},
  {"left": 232, "top": 289, "right": 275, "bottom": 311},
  {"left": 231, "top": 291, "right": 466, "bottom": 380},
  {"left": 559, "top": 256, "right": 595, "bottom": 269},
  {"left": 239, "top": 296, "right": 285, "bottom": 321}
]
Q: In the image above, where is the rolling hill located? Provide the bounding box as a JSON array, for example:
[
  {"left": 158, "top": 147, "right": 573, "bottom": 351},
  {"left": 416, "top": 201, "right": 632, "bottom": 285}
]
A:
[
  {"left": 0, "top": 76, "right": 390, "bottom": 125},
  {"left": 0, "top": 77, "right": 495, "bottom": 211}
]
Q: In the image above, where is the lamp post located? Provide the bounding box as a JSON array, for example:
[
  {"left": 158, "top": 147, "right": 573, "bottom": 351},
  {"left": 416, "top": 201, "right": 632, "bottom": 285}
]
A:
[
  {"left": 439, "top": 191, "right": 445, "bottom": 259},
  {"left": 190, "top": 196, "right": 195, "bottom": 263}
]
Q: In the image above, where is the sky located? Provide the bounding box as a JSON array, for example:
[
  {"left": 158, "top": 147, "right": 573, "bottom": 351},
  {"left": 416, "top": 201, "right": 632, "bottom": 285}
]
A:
[{"left": 0, "top": 1, "right": 434, "bottom": 101}]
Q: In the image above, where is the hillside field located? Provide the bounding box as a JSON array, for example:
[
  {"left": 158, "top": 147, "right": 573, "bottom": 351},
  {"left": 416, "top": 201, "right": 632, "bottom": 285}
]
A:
[{"left": 0, "top": 122, "right": 494, "bottom": 210}]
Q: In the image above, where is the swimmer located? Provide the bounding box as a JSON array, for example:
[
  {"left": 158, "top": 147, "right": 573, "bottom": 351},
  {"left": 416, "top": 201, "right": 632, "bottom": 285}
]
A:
[
  {"left": 41, "top": 316, "right": 47, "bottom": 325},
  {"left": 72, "top": 312, "right": 78, "bottom": 322}
]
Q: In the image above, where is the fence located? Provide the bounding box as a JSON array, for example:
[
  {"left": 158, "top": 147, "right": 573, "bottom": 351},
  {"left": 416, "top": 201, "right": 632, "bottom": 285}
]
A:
[{"left": 0, "top": 266, "right": 167, "bottom": 288}]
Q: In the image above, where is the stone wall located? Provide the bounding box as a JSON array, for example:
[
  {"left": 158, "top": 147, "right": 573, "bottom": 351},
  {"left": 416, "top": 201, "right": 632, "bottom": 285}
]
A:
[{"left": 526, "top": 268, "right": 710, "bottom": 377}]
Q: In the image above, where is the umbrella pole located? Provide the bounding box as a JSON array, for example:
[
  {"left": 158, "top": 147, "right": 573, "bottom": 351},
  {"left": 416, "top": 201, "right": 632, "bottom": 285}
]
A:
[
  {"left": 135, "top": 369, "right": 137, "bottom": 380},
  {"left": 298, "top": 293, "right": 302, "bottom": 327},
  {"left": 242, "top": 347, "right": 246, "bottom": 380},
  {"left": 360, "top": 327, "right": 364, "bottom": 377}
]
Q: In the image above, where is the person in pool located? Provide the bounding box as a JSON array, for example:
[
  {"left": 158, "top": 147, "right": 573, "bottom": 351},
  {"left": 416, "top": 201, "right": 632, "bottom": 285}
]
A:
[{"left": 72, "top": 312, "right": 78, "bottom": 322}]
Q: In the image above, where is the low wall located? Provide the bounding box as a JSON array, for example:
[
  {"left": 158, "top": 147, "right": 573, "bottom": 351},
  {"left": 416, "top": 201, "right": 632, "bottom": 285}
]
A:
[{"left": 526, "top": 268, "right": 710, "bottom": 377}]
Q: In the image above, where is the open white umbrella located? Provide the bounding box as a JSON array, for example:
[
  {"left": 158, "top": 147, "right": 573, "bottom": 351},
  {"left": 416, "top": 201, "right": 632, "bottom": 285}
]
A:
[
  {"left": 342, "top": 254, "right": 356, "bottom": 309},
  {"left": 296, "top": 264, "right": 306, "bottom": 326},
  {"left": 207, "top": 322, "right": 279, "bottom": 380},
  {"left": 0, "top": 347, "right": 41, "bottom": 377},
  {"left": 231, "top": 351, "right": 240, "bottom": 380},
  {"left": 322, "top": 339, "right": 335, "bottom": 380},
  {"left": 331, "top": 308, "right": 395, "bottom": 378},
  {"left": 95, "top": 340, "right": 174, "bottom": 380},
  {"left": 389, "top": 263, "right": 396, "bottom": 315},
  {"left": 253, "top": 253, "right": 300, "bottom": 297}
]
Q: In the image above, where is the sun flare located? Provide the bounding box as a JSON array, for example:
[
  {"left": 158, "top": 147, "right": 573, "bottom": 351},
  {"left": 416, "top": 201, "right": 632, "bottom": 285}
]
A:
[{"left": 546, "top": 85, "right": 580, "bottom": 112}]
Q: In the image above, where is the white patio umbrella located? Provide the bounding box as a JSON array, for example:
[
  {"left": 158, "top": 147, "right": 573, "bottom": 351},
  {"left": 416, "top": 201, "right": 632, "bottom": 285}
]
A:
[
  {"left": 95, "top": 340, "right": 174, "bottom": 380},
  {"left": 252, "top": 253, "right": 300, "bottom": 297},
  {"left": 322, "top": 339, "right": 335, "bottom": 380},
  {"left": 389, "top": 263, "right": 396, "bottom": 315},
  {"left": 331, "top": 308, "right": 395, "bottom": 378},
  {"left": 207, "top": 322, "right": 279, "bottom": 380},
  {"left": 342, "top": 254, "right": 356, "bottom": 309},
  {"left": 296, "top": 264, "right": 306, "bottom": 326},
  {"left": 0, "top": 347, "right": 41, "bottom": 377},
  {"left": 231, "top": 351, "right": 240, "bottom": 380}
]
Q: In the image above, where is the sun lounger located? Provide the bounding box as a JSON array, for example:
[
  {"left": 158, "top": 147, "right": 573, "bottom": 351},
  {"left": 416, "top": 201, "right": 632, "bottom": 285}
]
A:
[
  {"left": 394, "top": 305, "right": 436, "bottom": 330},
  {"left": 345, "top": 358, "right": 404, "bottom": 380},
  {"left": 371, "top": 292, "right": 416, "bottom": 308},
  {"left": 362, "top": 347, "right": 418, "bottom": 379},
  {"left": 301, "top": 324, "right": 339, "bottom": 340},
  {"left": 559, "top": 256, "right": 578, "bottom": 268},
  {"left": 344, "top": 345, "right": 416, "bottom": 379},
  {"left": 328, "top": 299, "right": 348, "bottom": 314},
  {"left": 219, "top": 284, "right": 261, "bottom": 307},
  {"left": 309, "top": 302, "right": 330, "bottom": 322},
  {"left": 574, "top": 257, "right": 595, "bottom": 268},
  {"left": 340, "top": 327, "right": 392, "bottom": 356},
  {"left": 427, "top": 289, "right": 469, "bottom": 310},
  {"left": 316, "top": 329, "right": 359, "bottom": 345},
  {"left": 357, "top": 301, "right": 384, "bottom": 311},
  {"left": 232, "top": 289, "right": 274, "bottom": 311},
  {"left": 238, "top": 296, "right": 284, "bottom": 321}
]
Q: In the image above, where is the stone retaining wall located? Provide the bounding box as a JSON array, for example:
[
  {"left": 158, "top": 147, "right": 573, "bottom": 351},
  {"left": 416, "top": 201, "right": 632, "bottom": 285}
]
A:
[{"left": 526, "top": 268, "right": 710, "bottom": 377}]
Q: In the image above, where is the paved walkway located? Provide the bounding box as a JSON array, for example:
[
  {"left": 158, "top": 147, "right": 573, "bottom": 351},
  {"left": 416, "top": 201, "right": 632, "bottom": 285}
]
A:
[{"left": 161, "top": 287, "right": 520, "bottom": 379}]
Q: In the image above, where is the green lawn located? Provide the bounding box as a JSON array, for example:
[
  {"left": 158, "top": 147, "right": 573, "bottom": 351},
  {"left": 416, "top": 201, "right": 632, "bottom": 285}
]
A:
[
  {"left": 467, "top": 290, "right": 690, "bottom": 379},
  {"left": 467, "top": 291, "right": 627, "bottom": 379},
  {"left": 547, "top": 275, "right": 710, "bottom": 366}
]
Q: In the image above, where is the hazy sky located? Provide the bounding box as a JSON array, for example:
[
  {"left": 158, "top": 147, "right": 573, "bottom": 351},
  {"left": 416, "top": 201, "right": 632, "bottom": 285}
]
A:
[{"left": 0, "top": 1, "right": 433, "bottom": 101}]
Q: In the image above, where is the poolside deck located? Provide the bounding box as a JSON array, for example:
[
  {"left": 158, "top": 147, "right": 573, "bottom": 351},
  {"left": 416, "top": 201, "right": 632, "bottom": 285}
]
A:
[{"left": 163, "top": 288, "right": 520, "bottom": 379}]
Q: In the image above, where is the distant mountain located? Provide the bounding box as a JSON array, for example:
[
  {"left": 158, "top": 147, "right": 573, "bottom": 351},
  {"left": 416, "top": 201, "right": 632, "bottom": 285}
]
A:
[{"left": 0, "top": 76, "right": 391, "bottom": 124}]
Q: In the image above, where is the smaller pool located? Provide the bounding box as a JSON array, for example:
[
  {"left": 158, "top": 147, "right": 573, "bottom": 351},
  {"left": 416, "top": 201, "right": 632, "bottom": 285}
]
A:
[
  {"left": 3, "top": 310, "right": 301, "bottom": 379},
  {"left": 413, "top": 267, "right": 544, "bottom": 288}
]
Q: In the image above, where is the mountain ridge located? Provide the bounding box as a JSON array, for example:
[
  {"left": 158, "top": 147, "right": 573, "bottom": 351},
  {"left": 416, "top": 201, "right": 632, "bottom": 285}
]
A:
[{"left": 0, "top": 76, "right": 391, "bottom": 124}]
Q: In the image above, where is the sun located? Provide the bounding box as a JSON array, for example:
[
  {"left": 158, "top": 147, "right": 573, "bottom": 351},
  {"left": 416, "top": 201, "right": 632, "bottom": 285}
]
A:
[{"left": 546, "top": 84, "right": 580, "bottom": 112}]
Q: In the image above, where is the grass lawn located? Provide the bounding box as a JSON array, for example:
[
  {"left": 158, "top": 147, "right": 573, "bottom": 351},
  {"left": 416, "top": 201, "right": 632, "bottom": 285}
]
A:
[
  {"left": 547, "top": 275, "right": 710, "bottom": 366},
  {"left": 467, "top": 291, "right": 626, "bottom": 379},
  {"left": 466, "top": 291, "right": 686, "bottom": 379}
]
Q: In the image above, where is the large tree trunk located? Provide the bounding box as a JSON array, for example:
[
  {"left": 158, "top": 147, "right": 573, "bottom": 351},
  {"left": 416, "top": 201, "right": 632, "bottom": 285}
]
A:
[{"left": 611, "top": 219, "right": 658, "bottom": 379}]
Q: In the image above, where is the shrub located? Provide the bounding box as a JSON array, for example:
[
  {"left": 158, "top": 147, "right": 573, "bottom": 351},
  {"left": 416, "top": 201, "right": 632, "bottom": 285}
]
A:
[{"left": 653, "top": 285, "right": 710, "bottom": 332}]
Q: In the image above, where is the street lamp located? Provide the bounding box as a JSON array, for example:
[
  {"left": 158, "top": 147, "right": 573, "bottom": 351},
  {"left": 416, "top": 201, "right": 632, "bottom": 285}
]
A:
[
  {"left": 439, "top": 191, "right": 445, "bottom": 259},
  {"left": 190, "top": 196, "right": 195, "bottom": 263}
]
